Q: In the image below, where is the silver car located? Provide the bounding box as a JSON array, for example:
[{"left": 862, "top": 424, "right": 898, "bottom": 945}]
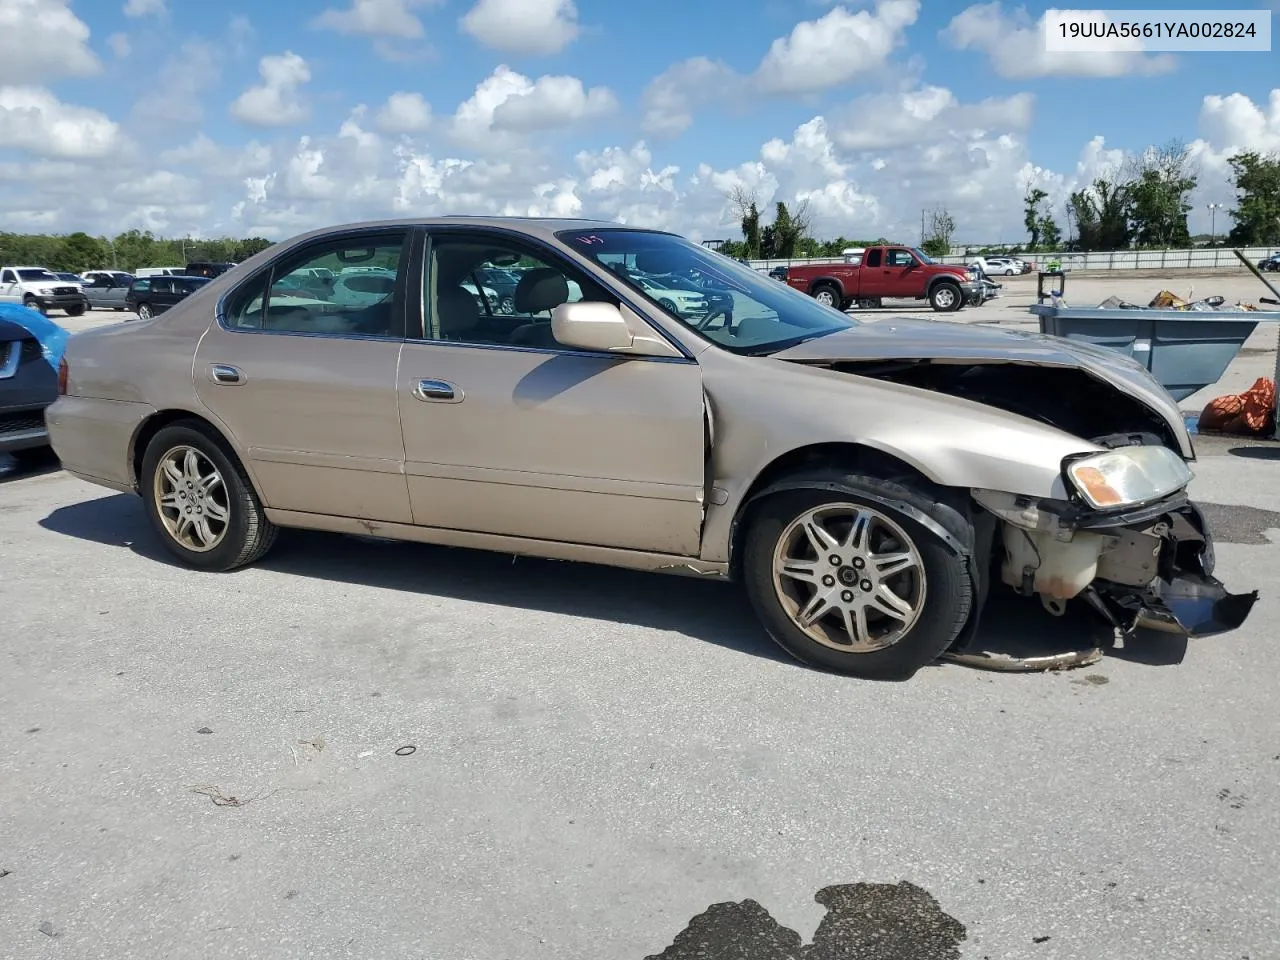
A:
[
  {"left": 45, "top": 217, "right": 1257, "bottom": 679},
  {"left": 81, "top": 272, "right": 135, "bottom": 311}
]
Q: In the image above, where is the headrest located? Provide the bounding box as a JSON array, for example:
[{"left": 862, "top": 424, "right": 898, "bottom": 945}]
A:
[
  {"left": 514, "top": 268, "right": 569, "bottom": 315},
  {"left": 436, "top": 285, "right": 480, "bottom": 337}
]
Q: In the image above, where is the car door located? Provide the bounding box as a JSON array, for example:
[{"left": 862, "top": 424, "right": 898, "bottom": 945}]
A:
[
  {"left": 883, "top": 247, "right": 926, "bottom": 296},
  {"left": 0, "top": 269, "right": 19, "bottom": 304},
  {"left": 191, "top": 228, "right": 413, "bottom": 524},
  {"left": 396, "top": 227, "right": 707, "bottom": 557}
]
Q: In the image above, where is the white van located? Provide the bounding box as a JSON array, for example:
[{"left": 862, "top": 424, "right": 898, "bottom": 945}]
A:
[{"left": 134, "top": 267, "right": 185, "bottom": 278}]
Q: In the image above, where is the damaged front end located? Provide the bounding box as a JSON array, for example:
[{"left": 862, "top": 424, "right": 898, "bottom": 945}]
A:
[{"left": 970, "top": 482, "right": 1258, "bottom": 647}]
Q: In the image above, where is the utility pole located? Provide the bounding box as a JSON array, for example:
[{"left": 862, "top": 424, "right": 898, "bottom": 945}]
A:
[
  {"left": 921, "top": 209, "right": 926, "bottom": 246},
  {"left": 1207, "top": 203, "right": 1221, "bottom": 246}
]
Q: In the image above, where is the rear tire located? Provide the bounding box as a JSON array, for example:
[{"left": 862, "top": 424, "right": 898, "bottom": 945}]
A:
[
  {"left": 811, "top": 284, "right": 841, "bottom": 309},
  {"left": 140, "top": 422, "right": 278, "bottom": 572},
  {"left": 929, "top": 281, "right": 963, "bottom": 312},
  {"left": 742, "top": 475, "right": 973, "bottom": 680},
  {"left": 137, "top": 303, "right": 153, "bottom": 320}
]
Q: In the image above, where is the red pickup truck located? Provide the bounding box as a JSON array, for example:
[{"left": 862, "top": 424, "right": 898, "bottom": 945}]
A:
[{"left": 777, "top": 245, "right": 981, "bottom": 312}]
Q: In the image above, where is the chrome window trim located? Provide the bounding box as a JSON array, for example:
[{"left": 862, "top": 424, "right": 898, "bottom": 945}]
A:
[{"left": 399, "top": 336, "right": 695, "bottom": 365}]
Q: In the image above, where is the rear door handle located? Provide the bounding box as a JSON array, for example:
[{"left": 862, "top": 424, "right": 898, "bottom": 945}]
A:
[
  {"left": 208, "top": 364, "right": 244, "bottom": 385},
  {"left": 413, "top": 379, "right": 463, "bottom": 403}
]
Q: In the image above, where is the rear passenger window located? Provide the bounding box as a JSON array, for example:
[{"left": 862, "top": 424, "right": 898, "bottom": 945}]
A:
[
  {"left": 866, "top": 249, "right": 882, "bottom": 268},
  {"left": 223, "top": 232, "right": 407, "bottom": 338},
  {"left": 132, "top": 279, "right": 151, "bottom": 293}
]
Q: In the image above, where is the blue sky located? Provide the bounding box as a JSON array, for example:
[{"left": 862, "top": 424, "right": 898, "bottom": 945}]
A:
[{"left": 2, "top": 0, "right": 1278, "bottom": 243}]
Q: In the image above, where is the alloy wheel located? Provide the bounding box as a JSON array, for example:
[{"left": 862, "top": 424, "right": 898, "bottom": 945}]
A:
[
  {"left": 771, "top": 502, "right": 927, "bottom": 653},
  {"left": 153, "top": 445, "right": 231, "bottom": 552},
  {"left": 934, "top": 287, "right": 956, "bottom": 309},
  {"left": 814, "top": 289, "right": 836, "bottom": 307},
  {"left": 138, "top": 304, "right": 152, "bottom": 320}
]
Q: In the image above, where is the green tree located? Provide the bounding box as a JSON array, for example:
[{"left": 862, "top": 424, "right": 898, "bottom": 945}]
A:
[
  {"left": 1023, "top": 186, "right": 1049, "bottom": 249},
  {"left": 1037, "top": 216, "right": 1062, "bottom": 250},
  {"left": 234, "top": 237, "right": 273, "bottom": 260},
  {"left": 771, "top": 201, "right": 805, "bottom": 258},
  {"left": 1226, "top": 151, "right": 1280, "bottom": 246},
  {"left": 55, "top": 232, "right": 106, "bottom": 271},
  {"left": 1126, "top": 140, "right": 1196, "bottom": 248},
  {"left": 921, "top": 206, "right": 956, "bottom": 257},
  {"left": 1069, "top": 175, "right": 1132, "bottom": 251}
]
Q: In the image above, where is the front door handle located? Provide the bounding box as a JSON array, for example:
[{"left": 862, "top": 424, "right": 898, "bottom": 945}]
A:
[
  {"left": 208, "top": 364, "right": 244, "bottom": 385},
  {"left": 413, "top": 379, "right": 463, "bottom": 403}
]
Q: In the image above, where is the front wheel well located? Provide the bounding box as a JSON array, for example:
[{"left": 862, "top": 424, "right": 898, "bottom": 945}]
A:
[
  {"left": 727, "top": 442, "right": 965, "bottom": 580},
  {"left": 130, "top": 410, "right": 235, "bottom": 490}
]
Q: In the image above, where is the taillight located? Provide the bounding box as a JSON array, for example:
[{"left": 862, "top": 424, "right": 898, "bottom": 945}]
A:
[{"left": 57, "top": 356, "right": 68, "bottom": 395}]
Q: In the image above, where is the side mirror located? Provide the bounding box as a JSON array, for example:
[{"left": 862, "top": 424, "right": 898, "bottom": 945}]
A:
[{"left": 551, "top": 301, "right": 682, "bottom": 358}]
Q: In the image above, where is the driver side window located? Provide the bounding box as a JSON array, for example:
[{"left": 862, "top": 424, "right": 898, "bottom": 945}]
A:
[
  {"left": 421, "top": 233, "right": 609, "bottom": 350},
  {"left": 888, "top": 249, "right": 915, "bottom": 267}
]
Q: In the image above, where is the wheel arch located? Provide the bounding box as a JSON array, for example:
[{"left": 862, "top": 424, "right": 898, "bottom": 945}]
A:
[
  {"left": 725, "top": 442, "right": 974, "bottom": 581},
  {"left": 926, "top": 274, "right": 963, "bottom": 292},
  {"left": 807, "top": 277, "right": 846, "bottom": 298},
  {"left": 129, "top": 409, "right": 247, "bottom": 492}
]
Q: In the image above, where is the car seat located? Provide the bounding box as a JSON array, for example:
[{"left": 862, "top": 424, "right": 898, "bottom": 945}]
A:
[
  {"left": 436, "top": 285, "right": 481, "bottom": 340},
  {"left": 509, "top": 268, "right": 569, "bottom": 348}
]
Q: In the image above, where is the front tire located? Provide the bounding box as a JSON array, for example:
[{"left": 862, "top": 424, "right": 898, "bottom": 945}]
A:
[
  {"left": 742, "top": 476, "right": 972, "bottom": 680},
  {"left": 929, "top": 281, "right": 963, "bottom": 312},
  {"left": 137, "top": 303, "right": 153, "bottom": 320},
  {"left": 22, "top": 296, "right": 46, "bottom": 315},
  {"left": 65, "top": 302, "right": 85, "bottom": 317},
  {"left": 141, "top": 422, "right": 278, "bottom": 572}
]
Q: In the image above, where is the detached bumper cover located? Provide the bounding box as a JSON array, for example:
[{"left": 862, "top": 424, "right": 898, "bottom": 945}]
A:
[{"left": 1085, "top": 501, "right": 1258, "bottom": 638}]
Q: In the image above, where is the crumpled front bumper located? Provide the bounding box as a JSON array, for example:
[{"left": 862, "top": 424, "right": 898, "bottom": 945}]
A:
[{"left": 1085, "top": 500, "right": 1258, "bottom": 638}]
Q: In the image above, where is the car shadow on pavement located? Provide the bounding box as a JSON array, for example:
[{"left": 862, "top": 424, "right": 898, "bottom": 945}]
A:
[
  {"left": 40, "top": 493, "right": 1185, "bottom": 673},
  {"left": 0, "top": 451, "right": 61, "bottom": 484}
]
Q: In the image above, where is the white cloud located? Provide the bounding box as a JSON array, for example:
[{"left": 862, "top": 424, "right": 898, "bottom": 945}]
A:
[
  {"left": 451, "top": 65, "right": 617, "bottom": 148},
  {"left": 230, "top": 52, "right": 311, "bottom": 127},
  {"left": 641, "top": 58, "right": 738, "bottom": 138},
  {"left": 942, "top": 3, "right": 1177, "bottom": 79},
  {"left": 132, "top": 41, "right": 220, "bottom": 126},
  {"left": 0, "top": 0, "right": 100, "bottom": 85},
  {"left": 375, "top": 91, "right": 433, "bottom": 133},
  {"left": 107, "top": 32, "right": 131, "bottom": 58},
  {"left": 123, "top": 0, "right": 166, "bottom": 17},
  {"left": 0, "top": 86, "right": 123, "bottom": 159},
  {"left": 640, "top": 1, "right": 920, "bottom": 138},
  {"left": 460, "top": 0, "right": 579, "bottom": 56},
  {"left": 312, "top": 0, "right": 438, "bottom": 38},
  {"left": 830, "top": 86, "right": 1035, "bottom": 150},
  {"left": 755, "top": 0, "right": 920, "bottom": 94}
]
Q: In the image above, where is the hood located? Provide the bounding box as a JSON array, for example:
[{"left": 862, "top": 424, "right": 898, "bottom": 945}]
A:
[{"left": 772, "top": 317, "right": 1193, "bottom": 459}]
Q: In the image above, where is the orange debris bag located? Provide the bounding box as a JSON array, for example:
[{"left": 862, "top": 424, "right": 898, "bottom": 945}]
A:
[{"left": 1198, "top": 377, "right": 1276, "bottom": 436}]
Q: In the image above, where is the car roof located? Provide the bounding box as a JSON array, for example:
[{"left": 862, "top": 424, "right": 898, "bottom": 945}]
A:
[{"left": 276, "top": 216, "right": 661, "bottom": 247}]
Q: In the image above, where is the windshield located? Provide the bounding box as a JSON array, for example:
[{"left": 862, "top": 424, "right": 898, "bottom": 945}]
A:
[
  {"left": 911, "top": 248, "right": 937, "bottom": 264},
  {"left": 18, "top": 269, "right": 58, "bottom": 282},
  {"left": 556, "top": 229, "right": 858, "bottom": 354}
]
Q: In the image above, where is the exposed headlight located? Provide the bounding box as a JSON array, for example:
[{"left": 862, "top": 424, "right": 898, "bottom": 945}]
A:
[
  {"left": 1065, "top": 445, "right": 1192, "bottom": 509},
  {"left": 37, "top": 286, "right": 55, "bottom": 294}
]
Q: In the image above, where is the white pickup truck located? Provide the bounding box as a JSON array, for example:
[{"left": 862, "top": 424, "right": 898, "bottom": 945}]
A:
[{"left": 0, "top": 265, "right": 88, "bottom": 316}]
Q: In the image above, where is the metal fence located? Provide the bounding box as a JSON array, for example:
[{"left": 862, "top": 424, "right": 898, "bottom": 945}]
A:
[{"left": 748, "top": 246, "right": 1278, "bottom": 272}]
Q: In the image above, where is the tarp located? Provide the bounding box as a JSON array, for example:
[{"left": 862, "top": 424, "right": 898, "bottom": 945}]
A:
[{"left": 0, "top": 303, "right": 70, "bottom": 367}]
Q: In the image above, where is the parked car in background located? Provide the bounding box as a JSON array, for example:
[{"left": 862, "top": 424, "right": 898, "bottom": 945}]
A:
[
  {"left": 1259, "top": 254, "right": 1280, "bottom": 272},
  {"left": 135, "top": 267, "right": 185, "bottom": 278},
  {"left": 54, "top": 272, "right": 86, "bottom": 290},
  {"left": 126, "top": 275, "right": 212, "bottom": 319},
  {"left": 474, "top": 266, "right": 521, "bottom": 314},
  {"left": 780, "top": 245, "right": 981, "bottom": 312},
  {"left": 0, "top": 305, "right": 61, "bottom": 463},
  {"left": 45, "top": 216, "right": 1256, "bottom": 680},
  {"left": 0, "top": 265, "right": 87, "bottom": 316},
  {"left": 82, "top": 272, "right": 135, "bottom": 310},
  {"left": 630, "top": 273, "right": 709, "bottom": 319},
  {"left": 185, "top": 261, "right": 237, "bottom": 279}
]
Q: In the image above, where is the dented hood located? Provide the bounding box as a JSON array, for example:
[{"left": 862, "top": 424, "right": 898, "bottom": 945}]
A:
[{"left": 771, "top": 318, "right": 1194, "bottom": 459}]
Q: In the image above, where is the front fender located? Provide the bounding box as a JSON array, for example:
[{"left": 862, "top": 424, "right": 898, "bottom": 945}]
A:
[{"left": 698, "top": 355, "right": 1106, "bottom": 563}]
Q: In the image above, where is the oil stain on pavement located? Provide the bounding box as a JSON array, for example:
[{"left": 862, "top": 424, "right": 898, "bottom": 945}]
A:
[{"left": 645, "top": 881, "right": 966, "bottom": 959}]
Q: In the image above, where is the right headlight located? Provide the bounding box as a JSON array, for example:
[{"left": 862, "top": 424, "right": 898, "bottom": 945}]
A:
[{"left": 1065, "top": 445, "right": 1193, "bottom": 510}]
